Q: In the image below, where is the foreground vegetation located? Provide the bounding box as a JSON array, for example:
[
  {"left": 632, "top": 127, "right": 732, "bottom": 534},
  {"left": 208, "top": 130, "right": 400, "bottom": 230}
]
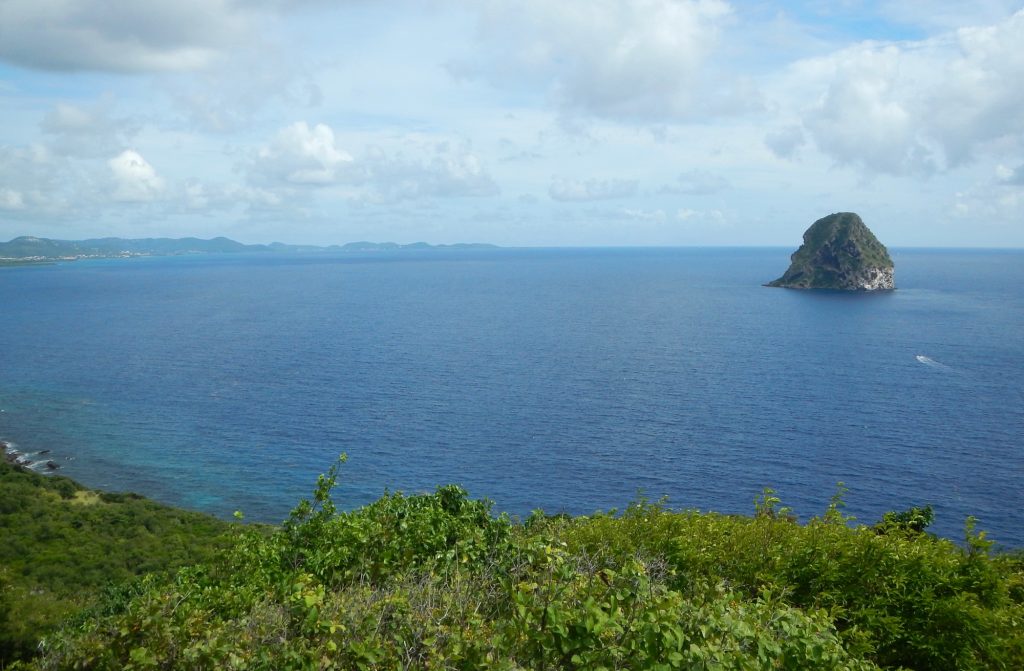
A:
[
  {"left": 3, "top": 458, "right": 1024, "bottom": 670},
  {"left": 0, "top": 462, "right": 232, "bottom": 667}
]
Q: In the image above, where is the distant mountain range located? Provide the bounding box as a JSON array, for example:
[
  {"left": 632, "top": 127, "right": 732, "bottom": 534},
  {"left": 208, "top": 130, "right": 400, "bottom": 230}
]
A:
[{"left": 0, "top": 236, "right": 498, "bottom": 261}]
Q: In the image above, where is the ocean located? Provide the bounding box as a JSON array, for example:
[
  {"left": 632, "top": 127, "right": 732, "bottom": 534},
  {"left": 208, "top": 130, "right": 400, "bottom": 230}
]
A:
[{"left": 2, "top": 247, "right": 1022, "bottom": 546}]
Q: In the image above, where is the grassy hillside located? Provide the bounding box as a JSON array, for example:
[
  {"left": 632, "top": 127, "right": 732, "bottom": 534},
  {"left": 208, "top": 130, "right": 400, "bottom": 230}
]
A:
[
  {"left": 9, "top": 458, "right": 1023, "bottom": 670},
  {"left": 0, "top": 462, "right": 233, "bottom": 667}
]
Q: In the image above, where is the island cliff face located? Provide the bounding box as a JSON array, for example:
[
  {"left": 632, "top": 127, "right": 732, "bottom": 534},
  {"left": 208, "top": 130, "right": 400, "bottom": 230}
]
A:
[{"left": 766, "top": 212, "right": 895, "bottom": 291}]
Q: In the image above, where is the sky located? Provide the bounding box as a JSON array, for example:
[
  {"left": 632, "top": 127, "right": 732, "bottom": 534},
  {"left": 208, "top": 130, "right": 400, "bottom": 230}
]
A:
[{"left": 0, "top": 0, "right": 1022, "bottom": 247}]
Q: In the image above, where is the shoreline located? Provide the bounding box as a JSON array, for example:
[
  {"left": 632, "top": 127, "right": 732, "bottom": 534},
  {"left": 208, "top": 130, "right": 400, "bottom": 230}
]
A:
[{"left": 2, "top": 437, "right": 62, "bottom": 472}]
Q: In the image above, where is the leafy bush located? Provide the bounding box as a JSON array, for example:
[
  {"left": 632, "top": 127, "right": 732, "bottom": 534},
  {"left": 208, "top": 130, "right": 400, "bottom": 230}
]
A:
[
  {"left": 21, "top": 464, "right": 1024, "bottom": 670},
  {"left": 874, "top": 505, "right": 935, "bottom": 536},
  {"left": 558, "top": 492, "right": 1024, "bottom": 670},
  {"left": 0, "top": 462, "right": 231, "bottom": 667}
]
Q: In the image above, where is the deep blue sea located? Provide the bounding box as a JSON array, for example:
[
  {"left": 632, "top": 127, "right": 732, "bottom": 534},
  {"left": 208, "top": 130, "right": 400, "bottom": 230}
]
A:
[{"left": 2, "top": 248, "right": 1022, "bottom": 546}]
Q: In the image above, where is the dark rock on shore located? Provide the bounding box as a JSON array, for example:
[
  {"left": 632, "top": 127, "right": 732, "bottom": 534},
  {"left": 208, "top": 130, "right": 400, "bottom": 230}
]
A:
[
  {"left": 2, "top": 440, "right": 61, "bottom": 471},
  {"left": 766, "top": 212, "right": 895, "bottom": 291}
]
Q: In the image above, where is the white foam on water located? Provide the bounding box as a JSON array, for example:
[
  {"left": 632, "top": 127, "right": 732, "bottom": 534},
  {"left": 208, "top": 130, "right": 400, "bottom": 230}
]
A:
[{"left": 916, "top": 354, "right": 952, "bottom": 370}]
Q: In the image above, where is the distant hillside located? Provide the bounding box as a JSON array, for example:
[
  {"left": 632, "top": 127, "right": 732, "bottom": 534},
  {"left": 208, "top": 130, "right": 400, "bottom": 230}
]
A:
[
  {"left": 80, "top": 236, "right": 255, "bottom": 255},
  {"left": 0, "top": 235, "right": 266, "bottom": 259},
  {"left": 0, "top": 236, "right": 498, "bottom": 261}
]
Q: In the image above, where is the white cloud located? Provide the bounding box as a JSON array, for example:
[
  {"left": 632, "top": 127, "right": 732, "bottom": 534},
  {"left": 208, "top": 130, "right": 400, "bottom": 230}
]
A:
[
  {"left": 43, "top": 104, "right": 99, "bottom": 133},
  {"left": 0, "top": 144, "right": 82, "bottom": 217},
  {"left": 996, "top": 163, "right": 1024, "bottom": 185},
  {"left": 764, "top": 125, "right": 806, "bottom": 159},
  {"left": 108, "top": 150, "right": 165, "bottom": 202},
  {"left": 184, "top": 182, "right": 211, "bottom": 210},
  {"left": 804, "top": 44, "right": 930, "bottom": 174},
  {"left": 660, "top": 169, "right": 729, "bottom": 194},
  {"left": 2, "top": 2, "right": 1023, "bottom": 246},
  {"left": 677, "top": 207, "right": 725, "bottom": 224},
  {"left": 250, "top": 124, "right": 499, "bottom": 204},
  {"left": 622, "top": 207, "right": 667, "bottom": 221},
  {"left": 358, "top": 144, "right": 500, "bottom": 203},
  {"left": 951, "top": 178, "right": 1024, "bottom": 230},
  {"left": 178, "top": 181, "right": 247, "bottom": 212},
  {"left": 162, "top": 39, "right": 327, "bottom": 134},
  {"left": 461, "top": 0, "right": 746, "bottom": 122},
  {"left": 790, "top": 9, "right": 1024, "bottom": 175},
  {"left": 0, "top": 0, "right": 252, "bottom": 73},
  {"left": 549, "top": 177, "right": 638, "bottom": 201},
  {"left": 255, "top": 122, "right": 353, "bottom": 185},
  {"left": 876, "top": 0, "right": 1024, "bottom": 32},
  {"left": 40, "top": 102, "right": 137, "bottom": 158},
  {"left": 0, "top": 188, "right": 26, "bottom": 210}
]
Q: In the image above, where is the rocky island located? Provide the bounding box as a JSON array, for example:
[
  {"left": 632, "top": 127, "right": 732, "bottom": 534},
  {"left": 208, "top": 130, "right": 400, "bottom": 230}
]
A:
[{"left": 766, "top": 212, "right": 895, "bottom": 291}]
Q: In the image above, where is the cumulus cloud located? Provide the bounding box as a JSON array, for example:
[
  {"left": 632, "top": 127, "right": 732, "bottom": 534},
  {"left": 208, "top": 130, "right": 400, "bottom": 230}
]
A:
[
  {"left": 0, "top": 188, "right": 26, "bottom": 211},
  {"left": 358, "top": 144, "right": 500, "bottom": 202},
  {"left": 764, "top": 125, "right": 806, "bottom": 159},
  {"left": 874, "top": 0, "right": 1023, "bottom": 32},
  {"left": 40, "top": 102, "right": 137, "bottom": 158},
  {"left": 0, "top": 144, "right": 78, "bottom": 216},
  {"left": 622, "top": 207, "right": 668, "bottom": 222},
  {"left": 791, "top": 9, "right": 1024, "bottom": 174},
  {"left": 804, "top": 45, "right": 934, "bottom": 174},
  {"left": 549, "top": 177, "right": 638, "bottom": 202},
  {"left": 677, "top": 207, "right": 725, "bottom": 224},
  {"left": 108, "top": 150, "right": 165, "bottom": 202},
  {"left": 459, "top": 0, "right": 747, "bottom": 122},
  {"left": 660, "top": 169, "right": 729, "bottom": 194},
  {"left": 249, "top": 123, "right": 499, "bottom": 203},
  {"left": 996, "top": 164, "right": 1024, "bottom": 186},
  {"left": 951, "top": 177, "right": 1024, "bottom": 229},
  {"left": 0, "top": 2, "right": 337, "bottom": 137},
  {"left": 255, "top": 122, "right": 353, "bottom": 185},
  {"left": 0, "top": 0, "right": 252, "bottom": 72},
  {"left": 174, "top": 180, "right": 252, "bottom": 213}
]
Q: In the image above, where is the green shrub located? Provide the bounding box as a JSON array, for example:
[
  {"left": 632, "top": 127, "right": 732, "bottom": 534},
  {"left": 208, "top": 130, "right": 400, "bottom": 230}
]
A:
[
  {"left": 874, "top": 505, "right": 935, "bottom": 536},
  {"left": 9, "top": 461, "right": 1024, "bottom": 670},
  {"left": 0, "top": 462, "right": 232, "bottom": 667},
  {"left": 561, "top": 491, "right": 1024, "bottom": 670}
]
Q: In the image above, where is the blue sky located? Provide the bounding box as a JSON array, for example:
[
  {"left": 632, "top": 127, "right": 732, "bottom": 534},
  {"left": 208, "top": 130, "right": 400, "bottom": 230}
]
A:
[{"left": 1, "top": 0, "right": 1022, "bottom": 247}]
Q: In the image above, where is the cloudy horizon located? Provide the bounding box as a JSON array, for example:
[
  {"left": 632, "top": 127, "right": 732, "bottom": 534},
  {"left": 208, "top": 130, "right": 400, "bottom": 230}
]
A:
[{"left": 1, "top": 1, "right": 1022, "bottom": 247}]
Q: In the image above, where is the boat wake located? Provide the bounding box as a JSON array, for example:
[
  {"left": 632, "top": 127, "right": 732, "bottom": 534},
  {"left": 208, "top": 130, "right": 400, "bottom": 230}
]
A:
[{"left": 916, "top": 355, "right": 952, "bottom": 371}]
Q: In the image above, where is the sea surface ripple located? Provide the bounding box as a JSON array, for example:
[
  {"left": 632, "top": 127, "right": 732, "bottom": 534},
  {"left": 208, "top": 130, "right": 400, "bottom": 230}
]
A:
[{"left": 1, "top": 247, "right": 1022, "bottom": 546}]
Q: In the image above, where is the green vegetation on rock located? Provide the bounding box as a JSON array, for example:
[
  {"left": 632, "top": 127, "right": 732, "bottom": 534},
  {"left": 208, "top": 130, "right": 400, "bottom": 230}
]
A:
[
  {"left": 6, "top": 458, "right": 1023, "bottom": 670},
  {"left": 767, "top": 213, "right": 896, "bottom": 290}
]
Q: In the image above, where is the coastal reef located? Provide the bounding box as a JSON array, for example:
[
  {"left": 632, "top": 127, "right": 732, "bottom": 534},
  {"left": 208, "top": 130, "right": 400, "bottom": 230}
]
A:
[
  {"left": 2, "top": 440, "right": 60, "bottom": 472},
  {"left": 767, "top": 212, "right": 895, "bottom": 290}
]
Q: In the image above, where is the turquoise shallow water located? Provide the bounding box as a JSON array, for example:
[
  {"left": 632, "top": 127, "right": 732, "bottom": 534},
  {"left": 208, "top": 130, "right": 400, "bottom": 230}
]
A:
[{"left": 1, "top": 247, "right": 1022, "bottom": 546}]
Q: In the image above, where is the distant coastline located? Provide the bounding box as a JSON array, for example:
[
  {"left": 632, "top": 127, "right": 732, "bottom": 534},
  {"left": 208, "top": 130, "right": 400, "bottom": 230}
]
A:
[
  {"left": 0, "top": 235, "right": 500, "bottom": 264},
  {"left": 0, "top": 258, "right": 55, "bottom": 267}
]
